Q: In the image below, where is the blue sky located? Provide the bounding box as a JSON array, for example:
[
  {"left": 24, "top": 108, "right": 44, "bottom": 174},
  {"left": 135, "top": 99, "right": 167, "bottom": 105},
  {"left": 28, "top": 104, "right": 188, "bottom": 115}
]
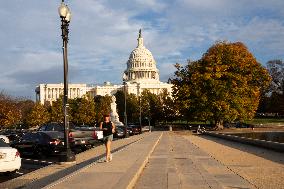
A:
[{"left": 0, "top": 0, "right": 284, "bottom": 99}]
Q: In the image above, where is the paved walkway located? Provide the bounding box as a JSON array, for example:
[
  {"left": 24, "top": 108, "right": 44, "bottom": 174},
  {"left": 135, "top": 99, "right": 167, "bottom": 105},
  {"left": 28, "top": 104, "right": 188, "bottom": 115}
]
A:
[
  {"left": 187, "top": 133, "right": 284, "bottom": 189},
  {"left": 134, "top": 132, "right": 254, "bottom": 189},
  {"left": 41, "top": 132, "right": 163, "bottom": 189},
  {"left": 1, "top": 132, "right": 158, "bottom": 189},
  {"left": 31, "top": 131, "right": 255, "bottom": 189}
]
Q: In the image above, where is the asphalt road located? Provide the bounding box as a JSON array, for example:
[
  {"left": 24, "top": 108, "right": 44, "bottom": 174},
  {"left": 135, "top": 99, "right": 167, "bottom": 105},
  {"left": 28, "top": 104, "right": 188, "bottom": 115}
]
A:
[{"left": 0, "top": 141, "right": 104, "bottom": 183}]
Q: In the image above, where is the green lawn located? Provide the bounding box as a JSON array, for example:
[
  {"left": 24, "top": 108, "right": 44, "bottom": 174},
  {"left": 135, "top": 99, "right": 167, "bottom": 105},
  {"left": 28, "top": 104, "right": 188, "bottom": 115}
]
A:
[
  {"left": 171, "top": 118, "right": 284, "bottom": 125},
  {"left": 246, "top": 118, "right": 284, "bottom": 124}
]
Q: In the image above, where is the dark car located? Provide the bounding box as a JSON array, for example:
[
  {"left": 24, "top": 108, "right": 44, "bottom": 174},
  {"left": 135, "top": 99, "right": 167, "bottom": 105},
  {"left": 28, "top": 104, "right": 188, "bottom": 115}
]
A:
[
  {"left": 0, "top": 129, "right": 27, "bottom": 143},
  {"left": 38, "top": 122, "right": 102, "bottom": 151},
  {"left": 11, "top": 131, "right": 65, "bottom": 158},
  {"left": 127, "top": 125, "right": 142, "bottom": 135},
  {"left": 114, "top": 126, "right": 130, "bottom": 138},
  {"left": 38, "top": 122, "right": 76, "bottom": 131}
]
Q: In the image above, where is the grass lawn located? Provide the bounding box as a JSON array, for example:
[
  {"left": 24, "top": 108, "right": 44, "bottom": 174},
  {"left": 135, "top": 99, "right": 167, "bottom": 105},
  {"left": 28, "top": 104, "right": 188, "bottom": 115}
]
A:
[{"left": 246, "top": 118, "right": 284, "bottom": 124}]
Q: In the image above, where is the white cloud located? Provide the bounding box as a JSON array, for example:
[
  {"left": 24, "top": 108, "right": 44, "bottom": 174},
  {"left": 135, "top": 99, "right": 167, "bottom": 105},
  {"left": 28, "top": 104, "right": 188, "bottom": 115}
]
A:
[{"left": 0, "top": 0, "right": 283, "bottom": 98}]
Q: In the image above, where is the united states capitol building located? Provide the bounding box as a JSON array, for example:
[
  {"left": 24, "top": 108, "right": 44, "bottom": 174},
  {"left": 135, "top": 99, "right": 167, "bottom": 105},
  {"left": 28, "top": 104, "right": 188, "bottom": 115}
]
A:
[{"left": 35, "top": 30, "right": 172, "bottom": 105}]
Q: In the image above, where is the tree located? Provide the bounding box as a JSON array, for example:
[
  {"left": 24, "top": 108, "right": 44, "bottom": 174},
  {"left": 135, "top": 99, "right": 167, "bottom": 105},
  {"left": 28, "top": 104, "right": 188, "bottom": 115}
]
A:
[
  {"left": 16, "top": 99, "right": 35, "bottom": 128},
  {"left": 266, "top": 60, "right": 284, "bottom": 94},
  {"left": 172, "top": 41, "right": 271, "bottom": 129},
  {"left": 140, "top": 90, "right": 163, "bottom": 126},
  {"left": 114, "top": 90, "right": 124, "bottom": 123},
  {"left": 70, "top": 96, "right": 96, "bottom": 125},
  {"left": 49, "top": 97, "right": 64, "bottom": 123},
  {"left": 94, "top": 95, "right": 112, "bottom": 123},
  {"left": 158, "top": 90, "right": 178, "bottom": 123},
  {"left": 265, "top": 60, "right": 284, "bottom": 115},
  {"left": 0, "top": 92, "right": 21, "bottom": 129},
  {"left": 126, "top": 93, "right": 139, "bottom": 123},
  {"left": 25, "top": 102, "right": 49, "bottom": 128}
]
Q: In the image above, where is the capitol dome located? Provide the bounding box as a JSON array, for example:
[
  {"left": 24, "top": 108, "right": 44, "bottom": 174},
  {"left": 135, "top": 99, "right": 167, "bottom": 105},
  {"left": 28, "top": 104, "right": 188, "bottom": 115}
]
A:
[{"left": 124, "top": 29, "right": 160, "bottom": 83}]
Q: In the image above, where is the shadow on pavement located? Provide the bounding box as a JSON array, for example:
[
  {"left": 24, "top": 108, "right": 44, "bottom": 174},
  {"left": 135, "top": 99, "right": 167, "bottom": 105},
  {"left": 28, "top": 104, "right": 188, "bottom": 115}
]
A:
[{"left": 17, "top": 140, "right": 139, "bottom": 189}]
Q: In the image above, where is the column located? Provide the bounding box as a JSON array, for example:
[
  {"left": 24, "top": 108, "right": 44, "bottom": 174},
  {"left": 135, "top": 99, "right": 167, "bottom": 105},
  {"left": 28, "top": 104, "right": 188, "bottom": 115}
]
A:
[
  {"left": 44, "top": 86, "right": 47, "bottom": 102},
  {"left": 51, "top": 88, "right": 54, "bottom": 99}
]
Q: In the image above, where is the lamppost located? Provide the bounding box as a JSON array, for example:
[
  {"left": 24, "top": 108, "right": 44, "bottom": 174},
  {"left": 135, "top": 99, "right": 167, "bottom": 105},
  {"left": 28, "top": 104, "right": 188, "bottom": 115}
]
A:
[
  {"left": 139, "top": 95, "right": 142, "bottom": 128},
  {"left": 138, "top": 83, "right": 142, "bottom": 129},
  {"left": 58, "top": 0, "right": 75, "bottom": 162},
  {"left": 123, "top": 74, "right": 129, "bottom": 138},
  {"left": 145, "top": 117, "right": 151, "bottom": 132}
]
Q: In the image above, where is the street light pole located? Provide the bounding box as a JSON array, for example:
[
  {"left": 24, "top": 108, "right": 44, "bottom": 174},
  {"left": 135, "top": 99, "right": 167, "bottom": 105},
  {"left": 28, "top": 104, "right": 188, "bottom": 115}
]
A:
[
  {"left": 138, "top": 83, "right": 142, "bottom": 128},
  {"left": 139, "top": 95, "right": 142, "bottom": 127},
  {"left": 123, "top": 81, "right": 129, "bottom": 138},
  {"left": 58, "top": 0, "right": 75, "bottom": 162}
]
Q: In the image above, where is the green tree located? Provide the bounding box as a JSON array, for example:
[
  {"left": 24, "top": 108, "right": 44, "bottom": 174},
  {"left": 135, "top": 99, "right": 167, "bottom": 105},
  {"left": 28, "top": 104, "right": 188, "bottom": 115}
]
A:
[
  {"left": 158, "top": 90, "right": 177, "bottom": 123},
  {"left": 94, "top": 95, "right": 112, "bottom": 123},
  {"left": 25, "top": 102, "right": 49, "bottom": 128},
  {"left": 49, "top": 97, "right": 64, "bottom": 123},
  {"left": 172, "top": 41, "right": 271, "bottom": 129},
  {"left": 140, "top": 90, "right": 163, "bottom": 126},
  {"left": 114, "top": 90, "right": 124, "bottom": 123},
  {"left": 70, "top": 97, "right": 96, "bottom": 125},
  {"left": 126, "top": 94, "right": 139, "bottom": 123}
]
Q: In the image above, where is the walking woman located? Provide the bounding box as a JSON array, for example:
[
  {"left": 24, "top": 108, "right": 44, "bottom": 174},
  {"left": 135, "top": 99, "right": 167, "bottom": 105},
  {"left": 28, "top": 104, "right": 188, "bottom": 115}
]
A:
[{"left": 100, "top": 114, "right": 115, "bottom": 162}]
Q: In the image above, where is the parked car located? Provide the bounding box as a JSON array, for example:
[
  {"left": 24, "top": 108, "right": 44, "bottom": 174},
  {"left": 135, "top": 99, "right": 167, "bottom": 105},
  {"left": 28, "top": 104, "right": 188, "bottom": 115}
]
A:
[
  {"left": 0, "top": 130, "right": 26, "bottom": 143},
  {"left": 0, "top": 140, "right": 21, "bottom": 175},
  {"left": 114, "top": 126, "right": 129, "bottom": 138},
  {"left": 38, "top": 122, "right": 103, "bottom": 150},
  {"left": 11, "top": 131, "right": 65, "bottom": 158},
  {"left": 127, "top": 124, "right": 142, "bottom": 135},
  {"left": 38, "top": 122, "right": 74, "bottom": 132}
]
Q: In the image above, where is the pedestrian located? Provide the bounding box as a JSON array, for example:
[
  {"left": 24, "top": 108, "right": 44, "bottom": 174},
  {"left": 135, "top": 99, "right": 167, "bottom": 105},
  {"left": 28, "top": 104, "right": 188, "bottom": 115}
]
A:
[{"left": 100, "top": 114, "right": 115, "bottom": 162}]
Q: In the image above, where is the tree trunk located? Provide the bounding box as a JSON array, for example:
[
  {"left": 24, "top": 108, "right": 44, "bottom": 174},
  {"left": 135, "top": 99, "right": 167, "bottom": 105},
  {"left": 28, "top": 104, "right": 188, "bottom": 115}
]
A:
[{"left": 214, "top": 120, "right": 224, "bottom": 130}]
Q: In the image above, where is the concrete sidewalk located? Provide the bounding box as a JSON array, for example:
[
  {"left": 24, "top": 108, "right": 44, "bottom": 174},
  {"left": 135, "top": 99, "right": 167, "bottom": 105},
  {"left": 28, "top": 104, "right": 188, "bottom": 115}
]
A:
[
  {"left": 134, "top": 132, "right": 255, "bottom": 189},
  {"left": 41, "top": 131, "right": 163, "bottom": 189},
  {"left": 42, "top": 131, "right": 254, "bottom": 189},
  {"left": 3, "top": 131, "right": 259, "bottom": 189}
]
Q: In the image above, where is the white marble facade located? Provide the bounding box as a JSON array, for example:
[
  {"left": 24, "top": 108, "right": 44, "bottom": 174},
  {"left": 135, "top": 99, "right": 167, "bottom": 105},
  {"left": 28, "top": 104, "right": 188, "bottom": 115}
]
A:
[
  {"left": 35, "top": 83, "right": 88, "bottom": 105},
  {"left": 35, "top": 30, "right": 172, "bottom": 105}
]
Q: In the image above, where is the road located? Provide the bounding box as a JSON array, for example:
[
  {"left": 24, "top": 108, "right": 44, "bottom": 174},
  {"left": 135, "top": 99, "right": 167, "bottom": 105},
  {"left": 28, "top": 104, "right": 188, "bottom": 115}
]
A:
[{"left": 0, "top": 141, "right": 104, "bottom": 183}]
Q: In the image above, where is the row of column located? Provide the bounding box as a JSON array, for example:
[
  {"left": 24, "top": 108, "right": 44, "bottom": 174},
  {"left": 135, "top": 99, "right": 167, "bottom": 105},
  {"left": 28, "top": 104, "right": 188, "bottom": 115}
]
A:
[
  {"left": 129, "top": 71, "right": 157, "bottom": 80},
  {"left": 44, "top": 87, "right": 81, "bottom": 100},
  {"left": 130, "top": 62, "right": 153, "bottom": 68}
]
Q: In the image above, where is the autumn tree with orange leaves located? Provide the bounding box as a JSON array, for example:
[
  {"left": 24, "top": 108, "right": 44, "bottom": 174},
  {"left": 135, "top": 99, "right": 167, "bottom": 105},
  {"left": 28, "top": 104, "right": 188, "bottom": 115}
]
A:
[{"left": 172, "top": 41, "right": 271, "bottom": 129}]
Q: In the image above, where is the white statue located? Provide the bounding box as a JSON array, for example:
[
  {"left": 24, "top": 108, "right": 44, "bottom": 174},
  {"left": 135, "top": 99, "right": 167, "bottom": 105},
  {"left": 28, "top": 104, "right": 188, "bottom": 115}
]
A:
[{"left": 110, "top": 96, "right": 124, "bottom": 126}]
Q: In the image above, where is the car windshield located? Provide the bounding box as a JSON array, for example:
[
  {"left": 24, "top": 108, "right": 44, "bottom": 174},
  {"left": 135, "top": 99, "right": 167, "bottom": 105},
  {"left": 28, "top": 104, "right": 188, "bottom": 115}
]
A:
[{"left": 0, "top": 139, "right": 9, "bottom": 147}]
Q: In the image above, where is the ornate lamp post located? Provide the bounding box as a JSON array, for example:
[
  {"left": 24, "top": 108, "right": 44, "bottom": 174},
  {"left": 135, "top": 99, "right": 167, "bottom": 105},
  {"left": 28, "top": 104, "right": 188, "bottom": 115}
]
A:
[
  {"left": 123, "top": 73, "right": 129, "bottom": 138},
  {"left": 58, "top": 0, "right": 75, "bottom": 162},
  {"left": 138, "top": 83, "right": 142, "bottom": 130}
]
